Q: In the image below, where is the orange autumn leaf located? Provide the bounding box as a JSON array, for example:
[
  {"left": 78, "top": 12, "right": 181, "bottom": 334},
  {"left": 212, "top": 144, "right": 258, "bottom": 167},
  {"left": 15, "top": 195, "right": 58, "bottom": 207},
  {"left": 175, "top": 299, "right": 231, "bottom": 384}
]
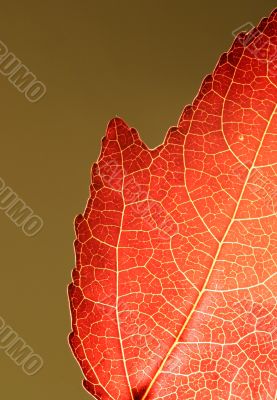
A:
[{"left": 69, "top": 9, "right": 277, "bottom": 400}]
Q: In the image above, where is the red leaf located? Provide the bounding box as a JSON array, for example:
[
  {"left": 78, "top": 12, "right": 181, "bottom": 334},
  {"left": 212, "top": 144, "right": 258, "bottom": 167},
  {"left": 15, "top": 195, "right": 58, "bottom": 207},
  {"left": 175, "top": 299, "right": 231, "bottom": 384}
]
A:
[{"left": 69, "top": 9, "right": 277, "bottom": 400}]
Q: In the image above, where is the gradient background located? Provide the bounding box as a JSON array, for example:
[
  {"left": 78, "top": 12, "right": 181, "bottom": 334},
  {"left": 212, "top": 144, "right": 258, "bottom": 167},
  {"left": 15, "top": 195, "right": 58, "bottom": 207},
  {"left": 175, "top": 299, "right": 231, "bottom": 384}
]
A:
[{"left": 0, "top": 1, "right": 275, "bottom": 399}]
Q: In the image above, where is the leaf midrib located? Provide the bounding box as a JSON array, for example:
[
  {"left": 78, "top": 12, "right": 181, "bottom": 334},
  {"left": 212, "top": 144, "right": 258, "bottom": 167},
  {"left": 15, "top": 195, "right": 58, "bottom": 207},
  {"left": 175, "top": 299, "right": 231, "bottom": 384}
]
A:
[{"left": 140, "top": 104, "right": 276, "bottom": 400}]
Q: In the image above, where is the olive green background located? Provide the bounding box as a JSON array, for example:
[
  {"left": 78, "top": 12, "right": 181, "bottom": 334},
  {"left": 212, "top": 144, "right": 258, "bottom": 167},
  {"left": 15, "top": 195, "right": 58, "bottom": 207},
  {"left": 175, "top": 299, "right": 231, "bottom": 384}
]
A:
[{"left": 0, "top": 1, "right": 275, "bottom": 399}]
